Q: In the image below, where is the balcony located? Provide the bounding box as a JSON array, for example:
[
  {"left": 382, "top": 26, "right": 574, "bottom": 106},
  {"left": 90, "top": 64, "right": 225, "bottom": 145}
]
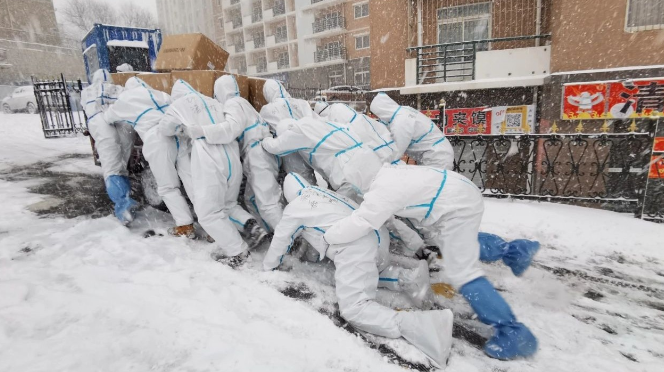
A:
[
  {"left": 406, "top": 35, "right": 551, "bottom": 88},
  {"left": 314, "top": 47, "right": 346, "bottom": 63},
  {"left": 253, "top": 35, "right": 265, "bottom": 48},
  {"left": 275, "top": 30, "right": 288, "bottom": 44},
  {"left": 234, "top": 42, "right": 245, "bottom": 53},
  {"left": 252, "top": 10, "right": 263, "bottom": 23},
  {"left": 312, "top": 16, "right": 344, "bottom": 34},
  {"left": 273, "top": 0, "right": 286, "bottom": 16},
  {"left": 230, "top": 17, "right": 242, "bottom": 29}
]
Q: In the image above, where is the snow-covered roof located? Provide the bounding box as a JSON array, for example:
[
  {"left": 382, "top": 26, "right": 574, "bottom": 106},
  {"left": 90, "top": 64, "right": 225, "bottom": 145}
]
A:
[{"left": 106, "top": 40, "right": 149, "bottom": 49}]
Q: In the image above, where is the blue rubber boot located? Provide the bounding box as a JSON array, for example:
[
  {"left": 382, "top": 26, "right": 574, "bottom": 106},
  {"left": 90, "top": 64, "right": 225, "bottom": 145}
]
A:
[
  {"left": 460, "top": 277, "right": 538, "bottom": 360},
  {"left": 105, "top": 175, "right": 138, "bottom": 225},
  {"left": 478, "top": 233, "right": 540, "bottom": 277}
]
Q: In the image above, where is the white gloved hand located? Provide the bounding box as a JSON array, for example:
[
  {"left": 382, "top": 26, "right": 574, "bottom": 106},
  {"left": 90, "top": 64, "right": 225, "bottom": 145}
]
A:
[{"left": 184, "top": 125, "right": 205, "bottom": 139}]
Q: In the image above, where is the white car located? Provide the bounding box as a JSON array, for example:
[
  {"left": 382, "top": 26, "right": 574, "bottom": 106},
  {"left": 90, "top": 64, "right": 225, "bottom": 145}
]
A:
[{"left": 2, "top": 86, "right": 37, "bottom": 114}]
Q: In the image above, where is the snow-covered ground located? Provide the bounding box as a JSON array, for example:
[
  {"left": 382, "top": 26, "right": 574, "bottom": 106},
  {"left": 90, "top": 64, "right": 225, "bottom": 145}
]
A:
[{"left": 1, "top": 113, "right": 663, "bottom": 371}]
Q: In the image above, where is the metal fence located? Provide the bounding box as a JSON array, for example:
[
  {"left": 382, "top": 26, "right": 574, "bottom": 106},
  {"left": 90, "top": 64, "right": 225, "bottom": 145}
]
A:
[
  {"left": 444, "top": 124, "right": 663, "bottom": 222},
  {"left": 32, "top": 74, "right": 86, "bottom": 138}
]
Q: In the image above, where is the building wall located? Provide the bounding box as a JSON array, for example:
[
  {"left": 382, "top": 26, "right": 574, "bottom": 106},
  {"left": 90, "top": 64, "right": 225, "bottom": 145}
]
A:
[
  {"left": 156, "top": 0, "right": 216, "bottom": 41},
  {"left": 212, "top": 0, "right": 227, "bottom": 48},
  {"left": 369, "top": 0, "right": 410, "bottom": 89},
  {"left": 550, "top": 0, "right": 664, "bottom": 72},
  {"left": 0, "top": 0, "right": 84, "bottom": 85}
]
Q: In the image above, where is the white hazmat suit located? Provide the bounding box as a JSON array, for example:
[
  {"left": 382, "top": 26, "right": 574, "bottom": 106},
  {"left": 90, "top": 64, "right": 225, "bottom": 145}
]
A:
[
  {"left": 259, "top": 80, "right": 317, "bottom": 185},
  {"left": 261, "top": 117, "right": 382, "bottom": 202},
  {"left": 371, "top": 93, "right": 454, "bottom": 169},
  {"left": 324, "top": 164, "right": 538, "bottom": 360},
  {"left": 81, "top": 69, "right": 137, "bottom": 223},
  {"left": 326, "top": 103, "right": 398, "bottom": 164},
  {"left": 197, "top": 75, "right": 284, "bottom": 231},
  {"left": 264, "top": 173, "right": 453, "bottom": 368},
  {"left": 102, "top": 77, "right": 197, "bottom": 228},
  {"left": 159, "top": 79, "right": 257, "bottom": 258}
]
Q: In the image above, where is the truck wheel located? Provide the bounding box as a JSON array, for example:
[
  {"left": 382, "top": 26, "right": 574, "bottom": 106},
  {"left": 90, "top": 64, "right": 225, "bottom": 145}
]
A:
[
  {"left": 140, "top": 167, "right": 167, "bottom": 211},
  {"left": 3, "top": 104, "right": 11, "bottom": 114},
  {"left": 26, "top": 102, "right": 36, "bottom": 114}
]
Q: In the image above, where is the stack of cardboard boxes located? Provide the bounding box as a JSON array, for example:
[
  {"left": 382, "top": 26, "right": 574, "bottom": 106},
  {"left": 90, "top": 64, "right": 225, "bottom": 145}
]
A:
[{"left": 111, "top": 33, "right": 269, "bottom": 112}]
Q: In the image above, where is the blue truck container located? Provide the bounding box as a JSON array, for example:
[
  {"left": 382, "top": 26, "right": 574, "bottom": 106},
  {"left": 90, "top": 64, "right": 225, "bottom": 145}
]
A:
[{"left": 81, "top": 24, "right": 162, "bottom": 82}]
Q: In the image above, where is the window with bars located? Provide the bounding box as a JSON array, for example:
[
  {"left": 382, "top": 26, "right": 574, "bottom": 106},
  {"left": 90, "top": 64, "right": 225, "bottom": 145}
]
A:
[
  {"left": 626, "top": 0, "right": 664, "bottom": 31},
  {"left": 354, "top": 2, "right": 369, "bottom": 19},
  {"left": 277, "top": 51, "right": 289, "bottom": 69},
  {"left": 275, "top": 25, "right": 288, "bottom": 43},
  {"left": 329, "top": 70, "right": 344, "bottom": 87},
  {"left": 355, "top": 34, "right": 370, "bottom": 49},
  {"left": 438, "top": 2, "right": 491, "bottom": 48},
  {"left": 256, "top": 55, "right": 267, "bottom": 73}
]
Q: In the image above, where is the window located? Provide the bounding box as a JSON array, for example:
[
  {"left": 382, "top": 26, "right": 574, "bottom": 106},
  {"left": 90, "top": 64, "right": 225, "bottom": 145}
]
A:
[
  {"left": 438, "top": 2, "right": 491, "bottom": 48},
  {"left": 218, "top": 17, "right": 224, "bottom": 28},
  {"left": 329, "top": 70, "right": 344, "bottom": 87},
  {"left": 354, "top": 2, "right": 369, "bottom": 19},
  {"left": 355, "top": 34, "right": 370, "bottom": 49},
  {"left": 626, "top": 0, "right": 664, "bottom": 31},
  {"left": 354, "top": 70, "right": 370, "bottom": 87}
]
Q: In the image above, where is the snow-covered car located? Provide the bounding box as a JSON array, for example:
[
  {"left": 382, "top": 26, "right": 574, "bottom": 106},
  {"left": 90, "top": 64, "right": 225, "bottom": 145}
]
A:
[
  {"left": 316, "top": 85, "right": 367, "bottom": 102},
  {"left": 2, "top": 86, "right": 37, "bottom": 114}
]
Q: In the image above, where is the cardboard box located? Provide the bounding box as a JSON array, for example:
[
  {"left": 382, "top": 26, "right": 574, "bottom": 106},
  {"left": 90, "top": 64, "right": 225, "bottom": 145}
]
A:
[
  {"left": 137, "top": 73, "right": 173, "bottom": 94},
  {"left": 155, "top": 33, "right": 229, "bottom": 72},
  {"left": 171, "top": 70, "right": 249, "bottom": 99},
  {"left": 110, "top": 72, "right": 138, "bottom": 87},
  {"left": 170, "top": 70, "right": 219, "bottom": 97},
  {"left": 248, "top": 77, "right": 268, "bottom": 111}
]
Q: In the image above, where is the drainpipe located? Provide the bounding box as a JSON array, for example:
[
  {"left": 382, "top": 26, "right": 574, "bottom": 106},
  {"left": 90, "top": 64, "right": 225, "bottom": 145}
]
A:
[{"left": 535, "top": 0, "right": 542, "bottom": 46}]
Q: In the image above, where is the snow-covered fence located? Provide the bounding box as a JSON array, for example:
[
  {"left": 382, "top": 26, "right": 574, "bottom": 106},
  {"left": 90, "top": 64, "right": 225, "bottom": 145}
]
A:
[
  {"left": 447, "top": 127, "right": 663, "bottom": 221},
  {"left": 31, "top": 75, "right": 87, "bottom": 138}
]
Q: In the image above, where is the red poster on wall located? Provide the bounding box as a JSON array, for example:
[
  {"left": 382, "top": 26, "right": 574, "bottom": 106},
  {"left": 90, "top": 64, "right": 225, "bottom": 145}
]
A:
[
  {"left": 562, "top": 83, "right": 607, "bottom": 120},
  {"left": 654, "top": 137, "right": 664, "bottom": 152},
  {"left": 563, "top": 78, "right": 664, "bottom": 120},
  {"left": 444, "top": 107, "right": 492, "bottom": 135},
  {"left": 649, "top": 155, "right": 664, "bottom": 179}
]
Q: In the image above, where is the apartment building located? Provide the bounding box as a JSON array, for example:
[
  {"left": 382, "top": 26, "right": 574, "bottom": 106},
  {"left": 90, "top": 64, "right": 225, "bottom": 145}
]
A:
[
  {"left": 156, "top": 0, "right": 217, "bottom": 42},
  {"left": 369, "top": 0, "right": 664, "bottom": 130},
  {"left": 220, "top": 0, "right": 372, "bottom": 89},
  {"left": 0, "top": 0, "right": 84, "bottom": 86}
]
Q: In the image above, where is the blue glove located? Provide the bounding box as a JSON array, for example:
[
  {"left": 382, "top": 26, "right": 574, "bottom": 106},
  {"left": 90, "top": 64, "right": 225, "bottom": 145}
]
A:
[
  {"left": 478, "top": 233, "right": 540, "bottom": 276},
  {"left": 460, "top": 277, "right": 538, "bottom": 360}
]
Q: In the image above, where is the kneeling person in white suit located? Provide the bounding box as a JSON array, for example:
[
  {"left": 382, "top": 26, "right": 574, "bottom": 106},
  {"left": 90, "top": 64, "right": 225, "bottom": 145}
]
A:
[
  {"left": 264, "top": 173, "right": 454, "bottom": 369},
  {"left": 324, "top": 164, "right": 539, "bottom": 360}
]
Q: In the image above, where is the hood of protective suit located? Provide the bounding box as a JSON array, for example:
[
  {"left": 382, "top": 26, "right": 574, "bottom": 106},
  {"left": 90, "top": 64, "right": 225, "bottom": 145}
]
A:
[
  {"left": 314, "top": 101, "right": 330, "bottom": 117},
  {"left": 370, "top": 93, "right": 400, "bottom": 123},
  {"left": 214, "top": 75, "right": 241, "bottom": 104},
  {"left": 283, "top": 172, "right": 311, "bottom": 203},
  {"left": 91, "top": 69, "right": 112, "bottom": 85},
  {"left": 263, "top": 80, "right": 291, "bottom": 103},
  {"left": 116, "top": 63, "right": 133, "bottom": 72},
  {"left": 171, "top": 79, "right": 197, "bottom": 101},
  {"left": 125, "top": 77, "right": 150, "bottom": 90},
  {"left": 327, "top": 104, "right": 357, "bottom": 124}
]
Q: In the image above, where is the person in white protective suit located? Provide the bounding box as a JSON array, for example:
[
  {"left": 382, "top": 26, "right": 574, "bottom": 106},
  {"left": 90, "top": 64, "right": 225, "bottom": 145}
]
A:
[
  {"left": 159, "top": 79, "right": 269, "bottom": 264},
  {"left": 259, "top": 80, "right": 317, "bottom": 185},
  {"left": 102, "top": 77, "right": 197, "bottom": 237},
  {"left": 324, "top": 164, "right": 539, "bottom": 360},
  {"left": 201, "top": 75, "right": 284, "bottom": 231},
  {"left": 370, "top": 93, "right": 454, "bottom": 169},
  {"left": 264, "top": 173, "right": 453, "bottom": 369},
  {"left": 81, "top": 69, "right": 137, "bottom": 224},
  {"left": 325, "top": 103, "right": 398, "bottom": 164},
  {"left": 313, "top": 101, "right": 330, "bottom": 117}
]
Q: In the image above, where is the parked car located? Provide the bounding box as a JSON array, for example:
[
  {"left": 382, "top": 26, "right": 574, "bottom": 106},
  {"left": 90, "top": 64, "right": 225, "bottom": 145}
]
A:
[
  {"left": 2, "top": 86, "right": 37, "bottom": 114},
  {"left": 316, "top": 85, "right": 368, "bottom": 102}
]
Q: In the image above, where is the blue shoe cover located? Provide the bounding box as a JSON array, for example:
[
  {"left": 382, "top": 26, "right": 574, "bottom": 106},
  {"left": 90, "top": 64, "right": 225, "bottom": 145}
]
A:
[
  {"left": 484, "top": 322, "right": 538, "bottom": 360},
  {"left": 503, "top": 240, "right": 540, "bottom": 277},
  {"left": 460, "top": 277, "right": 538, "bottom": 360},
  {"left": 478, "top": 233, "right": 540, "bottom": 277},
  {"left": 105, "top": 176, "right": 138, "bottom": 224}
]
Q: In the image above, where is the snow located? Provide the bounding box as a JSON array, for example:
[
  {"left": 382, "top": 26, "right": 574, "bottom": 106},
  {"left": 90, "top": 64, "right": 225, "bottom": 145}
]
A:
[
  {"left": 1, "top": 113, "right": 664, "bottom": 371},
  {"left": 106, "top": 40, "right": 149, "bottom": 49}
]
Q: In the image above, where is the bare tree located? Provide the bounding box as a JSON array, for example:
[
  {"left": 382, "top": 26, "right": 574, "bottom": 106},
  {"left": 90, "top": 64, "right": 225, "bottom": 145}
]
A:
[
  {"left": 119, "top": 3, "right": 157, "bottom": 29},
  {"left": 61, "top": 0, "right": 117, "bottom": 37}
]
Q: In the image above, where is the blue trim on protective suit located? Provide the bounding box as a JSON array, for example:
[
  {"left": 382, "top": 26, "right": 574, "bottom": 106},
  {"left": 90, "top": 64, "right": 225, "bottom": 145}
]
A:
[
  {"left": 411, "top": 123, "right": 434, "bottom": 144},
  {"left": 388, "top": 106, "right": 402, "bottom": 124}
]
